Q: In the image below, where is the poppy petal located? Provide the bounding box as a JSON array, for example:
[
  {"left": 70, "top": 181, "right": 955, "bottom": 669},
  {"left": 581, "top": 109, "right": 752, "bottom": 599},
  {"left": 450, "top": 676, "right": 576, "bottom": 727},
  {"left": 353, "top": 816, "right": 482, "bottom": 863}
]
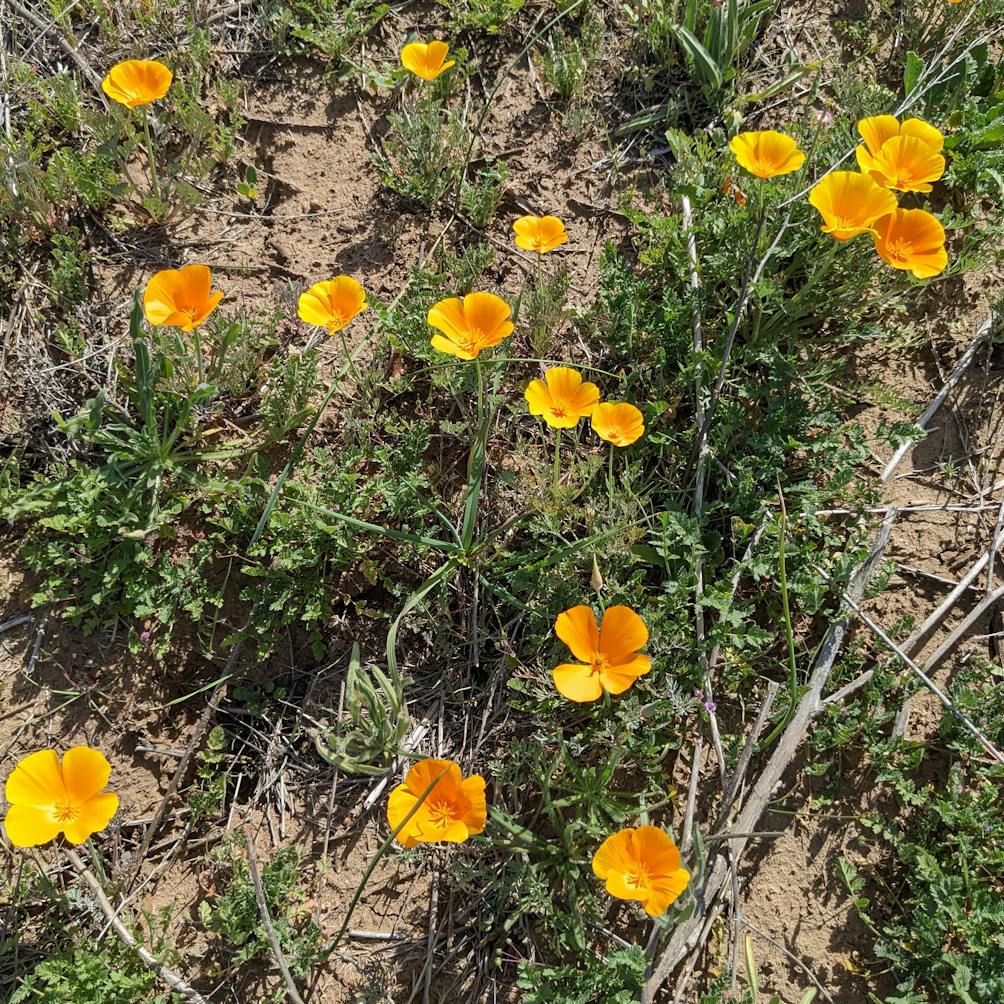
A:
[
  {"left": 460, "top": 775, "right": 488, "bottom": 835},
  {"left": 599, "top": 605, "right": 648, "bottom": 662},
  {"left": 524, "top": 379, "right": 553, "bottom": 415},
  {"left": 3, "top": 804, "right": 63, "bottom": 848},
  {"left": 5, "top": 749, "right": 64, "bottom": 808},
  {"left": 61, "top": 747, "right": 112, "bottom": 804},
  {"left": 554, "top": 605, "right": 600, "bottom": 662},
  {"left": 592, "top": 828, "right": 636, "bottom": 878},
  {"left": 857, "top": 115, "right": 900, "bottom": 155},
  {"left": 386, "top": 787, "right": 423, "bottom": 845},
  {"left": 62, "top": 791, "right": 119, "bottom": 844},
  {"left": 644, "top": 869, "right": 691, "bottom": 915},
  {"left": 552, "top": 663, "right": 604, "bottom": 702}
]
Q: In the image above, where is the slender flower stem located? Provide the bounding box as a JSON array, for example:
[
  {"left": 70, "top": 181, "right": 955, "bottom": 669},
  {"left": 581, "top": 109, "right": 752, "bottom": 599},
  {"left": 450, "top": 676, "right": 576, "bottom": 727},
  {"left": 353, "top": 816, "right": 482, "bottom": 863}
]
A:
[
  {"left": 142, "top": 107, "right": 160, "bottom": 201},
  {"left": 759, "top": 482, "right": 799, "bottom": 749},
  {"left": 475, "top": 357, "right": 484, "bottom": 428},
  {"left": 608, "top": 443, "right": 615, "bottom": 485},
  {"left": 552, "top": 429, "right": 561, "bottom": 495},
  {"left": 338, "top": 326, "right": 363, "bottom": 386}
]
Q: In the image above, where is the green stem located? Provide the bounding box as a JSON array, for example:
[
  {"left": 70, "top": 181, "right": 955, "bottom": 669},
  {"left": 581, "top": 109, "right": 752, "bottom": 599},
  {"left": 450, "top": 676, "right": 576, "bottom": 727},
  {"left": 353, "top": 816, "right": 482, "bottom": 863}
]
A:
[
  {"left": 142, "top": 107, "right": 160, "bottom": 202},
  {"left": 338, "top": 326, "right": 363, "bottom": 386},
  {"left": 759, "top": 481, "right": 798, "bottom": 749},
  {"left": 552, "top": 429, "right": 561, "bottom": 495}
]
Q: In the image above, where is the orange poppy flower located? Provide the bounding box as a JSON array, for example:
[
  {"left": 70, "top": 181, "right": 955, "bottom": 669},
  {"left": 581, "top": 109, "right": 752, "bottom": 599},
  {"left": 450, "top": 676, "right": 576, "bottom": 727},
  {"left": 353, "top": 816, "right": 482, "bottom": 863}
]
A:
[
  {"left": 592, "top": 825, "right": 690, "bottom": 916},
  {"left": 807, "top": 171, "right": 898, "bottom": 241},
  {"left": 552, "top": 604, "right": 651, "bottom": 702},
  {"left": 297, "top": 276, "right": 367, "bottom": 335},
  {"left": 427, "top": 292, "right": 513, "bottom": 360},
  {"left": 386, "top": 758, "right": 487, "bottom": 847},
  {"left": 590, "top": 402, "right": 644, "bottom": 446},
  {"left": 3, "top": 747, "right": 119, "bottom": 847},
  {"left": 524, "top": 367, "right": 599, "bottom": 428},
  {"left": 101, "top": 59, "right": 173, "bottom": 108},
  {"left": 143, "top": 264, "right": 223, "bottom": 331},
  {"left": 872, "top": 209, "right": 948, "bottom": 278},
  {"left": 400, "top": 40, "right": 456, "bottom": 81},
  {"left": 728, "top": 130, "right": 805, "bottom": 179},
  {"left": 855, "top": 115, "right": 945, "bottom": 192},
  {"left": 512, "top": 215, "right": 568, "bottom": 254}
]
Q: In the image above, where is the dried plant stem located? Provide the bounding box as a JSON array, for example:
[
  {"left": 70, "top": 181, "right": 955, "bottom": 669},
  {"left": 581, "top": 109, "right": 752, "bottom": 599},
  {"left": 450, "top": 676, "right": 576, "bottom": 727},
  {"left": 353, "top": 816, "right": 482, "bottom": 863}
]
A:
[
  {"left": 64, "top": 847, "right": 211, "bottom": 1004},
  {"left": 142, "top": 108, "right": 160, "bottom": 201},
  {"left": 243, "top": 828, "right": 306, "bottom": 1004}
]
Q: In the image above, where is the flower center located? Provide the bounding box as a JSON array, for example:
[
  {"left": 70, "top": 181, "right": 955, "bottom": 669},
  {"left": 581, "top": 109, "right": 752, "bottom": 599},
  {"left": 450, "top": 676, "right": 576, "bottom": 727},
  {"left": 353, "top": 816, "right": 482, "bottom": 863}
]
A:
[
  {"left": 885, "top": 237, "right": 913, "bottom": 263},
  {"left": 427, "top": 798, "right": 459, "bottom": 830},
  {"left": 624, "top": 863, "right": 652, "bottom": 892},
  {"left": 53, "top": 801, "right": 80, "bottom": 823},
  {"left": 550, "top": 405, "right": 568, "bottom": 419},
  {"left": 590, "top": 652, "right": 611, "bottom": 676}
]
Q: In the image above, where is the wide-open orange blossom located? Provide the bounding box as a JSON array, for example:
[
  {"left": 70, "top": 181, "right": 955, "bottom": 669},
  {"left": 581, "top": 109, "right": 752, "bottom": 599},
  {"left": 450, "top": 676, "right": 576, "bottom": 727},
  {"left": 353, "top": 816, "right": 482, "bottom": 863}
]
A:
[
  {"left": 855, "top": 115, "right": 945, "bottom": 192},
  {"left": 591, "top": 401, "right": 645, "bottom": 446},
  {"left": 427, "top": 291, "right": 513, "bottom": 360},
  {"left": 808, "top": 171, "right": 898, "bottom": 241},
  {"left": 386, "top": 759, "right": 486, "bottom": 847},
  {"left": 400, "top": 40, "right": 455, "bottom": 81},
  {"left": 872, "top": 208, "right": 948, "bottom": 278},
  {"left": 728, "top": 130, "right": 805, "bottom": 179},
  {"left": 593, "top": 826, "right": 690, "bottom": 916},
  {"left": 552, "top": 604, "right": 651, "bottom": 702},
  {"left": 101, "top": 59, "right": 173, "bottom": 107},
  {"left": 143, "top": 264, "right": 223, "bottom": 331},
  {"left": 297, "top": 276, "right": 367, "bottom": 334},
  {"left": 513, "top": 215, "right": 568, "bottom": 254},
  {"left": 524, "top": 367, "right": 599, "bottom": 428},
  {"left": 4, "top": 747, "right": 119, "bottom": 847}
]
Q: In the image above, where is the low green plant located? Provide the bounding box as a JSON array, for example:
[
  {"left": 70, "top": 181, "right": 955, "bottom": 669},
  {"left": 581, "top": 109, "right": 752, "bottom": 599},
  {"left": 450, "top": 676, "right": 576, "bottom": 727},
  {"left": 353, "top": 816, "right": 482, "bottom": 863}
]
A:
[
  {"left": 374, "top": 99, "right": 466, "bottom": 209},
  {"left": 516, "top": 944, "right": 646, "bottom": 1002},
  {"left": 199, "top": 842, "right": 322, "bottom": 991}
]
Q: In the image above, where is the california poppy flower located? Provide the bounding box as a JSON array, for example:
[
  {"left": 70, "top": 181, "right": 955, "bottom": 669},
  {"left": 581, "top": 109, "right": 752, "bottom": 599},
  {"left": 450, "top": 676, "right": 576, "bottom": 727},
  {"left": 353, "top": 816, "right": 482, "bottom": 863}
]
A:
[
  {"left": 513, "top": 215, "right": 568, "bottom": 254},
  {"left": 101, "top": 59, "right": 173, "bottom": 107},
  {"left": 872, "top": 209, "right": 948, "bottom": 278},
  {"left": 591, "top": 402, "right": 644, "bottom": 446},
  {"left": 855, "top": 115, "right": 945, "bottom": 192},
  {"left": 524, "top": 367, "right": 599, "bottom": 429},
  {"left": 592, "top": 825, "right": 690, "bottom": 916},
  {"left": 728, "top": 130, "right": 805, "bottom": 179},
  {"left": 808, "top": 171, "right": 898, "bottom": 241},
  {"left": 386, "top": 758, "right": 486, "bottom": 847},
  {"left": 400, "top": 40, "right": 455, "bottom": 81},
  {"left": 3, "top": 747, "right": 119, "bottom": 847},
  {"left": 552, "top": 604, "right": 651, "bottom": 702},
  {"left": 297, "top": 276, "right": 367, "bottom": 335},
  {"left": 427, "top": 292, "right": 513, "bottom": 360},
  {"left": 143, "top": 264, "right": 223, "bottom": 331}
]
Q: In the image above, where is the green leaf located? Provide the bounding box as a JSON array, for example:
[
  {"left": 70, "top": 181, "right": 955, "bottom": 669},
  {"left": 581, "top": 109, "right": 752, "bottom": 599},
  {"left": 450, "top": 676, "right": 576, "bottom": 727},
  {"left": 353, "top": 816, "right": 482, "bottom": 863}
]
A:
[
  {"left": 671, "top": 25, "right": 724, "bottom": 91},
  {"left": 904, "top": 50, "right": 924, "bottom": 94}
]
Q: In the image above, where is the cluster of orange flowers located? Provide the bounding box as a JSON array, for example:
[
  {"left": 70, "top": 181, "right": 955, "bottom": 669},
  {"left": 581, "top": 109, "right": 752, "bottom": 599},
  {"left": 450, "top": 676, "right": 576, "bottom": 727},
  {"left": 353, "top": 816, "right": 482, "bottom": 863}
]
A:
[{"left": 730, "top": 115, "right": 949, "bottom": 278}]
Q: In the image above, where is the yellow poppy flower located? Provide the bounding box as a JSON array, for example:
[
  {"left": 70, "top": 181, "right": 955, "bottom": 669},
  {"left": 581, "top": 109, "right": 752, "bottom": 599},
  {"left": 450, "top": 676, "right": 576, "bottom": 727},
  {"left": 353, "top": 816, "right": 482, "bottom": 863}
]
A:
[
  {"left": 524, "top": 367, "right": 599, "bottom": 429},
  {"left": 297, "top": 276, "right": 367, "bottom": 335},
  {"left": 552, "top": 604, "right": 651, "bottom": 703},
  {"left": 807, "top": 171, "right": 898, "bottom": 241},
  {"left": 855, "top": 115, "right": 945, "bottom": 192},
  {"left": 3, "top": 747, "right": 119, "bottom": 847},
  {"left": 400, "top": 41, "right": 455, "bottom": 81},
  {"left": 143, "top": 264, "right": 223, "bottom": 331},
  {"left": 728, "top": 130, "right": 805, "bottom": 179},
  {"left": 872, "top": 209, "right": 948, "bottom": 279},
  {"left": 590, "top": 401, "right": 644, "bottom": 446},
  {"left": 101, "top": 59, "right": 173, "bottom": 108},
  {"left": 386, "top": 759, "right": 486, "bottom": 847},
  {"left": 427, "top": 292, "right": 513, "bottom": 360},
  {"left": 592, "top": 826, "right": 690, "bottom": 916},
  {"left": 512, "top": 215, "right": 568, "bottom": 254}
]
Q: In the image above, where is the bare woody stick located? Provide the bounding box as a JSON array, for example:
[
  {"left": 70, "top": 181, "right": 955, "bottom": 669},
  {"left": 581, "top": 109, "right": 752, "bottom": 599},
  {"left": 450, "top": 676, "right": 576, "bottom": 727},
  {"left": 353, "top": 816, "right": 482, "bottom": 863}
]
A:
[{"left": 64, "top": 846, "right": 211, "bottom": 1004}]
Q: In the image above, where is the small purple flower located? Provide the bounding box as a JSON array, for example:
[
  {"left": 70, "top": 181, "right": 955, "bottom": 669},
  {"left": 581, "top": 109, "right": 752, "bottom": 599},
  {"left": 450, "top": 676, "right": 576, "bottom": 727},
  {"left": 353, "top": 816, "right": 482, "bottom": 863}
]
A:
[
  {"left": 704, "top": 699, "right": 717, "bottom": 713},
  {"left": 694, "top": 689, "right": 704, "bottom": 700},
  {"left": 140, "top": 630, "right": 151, "bottom": 642}
]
